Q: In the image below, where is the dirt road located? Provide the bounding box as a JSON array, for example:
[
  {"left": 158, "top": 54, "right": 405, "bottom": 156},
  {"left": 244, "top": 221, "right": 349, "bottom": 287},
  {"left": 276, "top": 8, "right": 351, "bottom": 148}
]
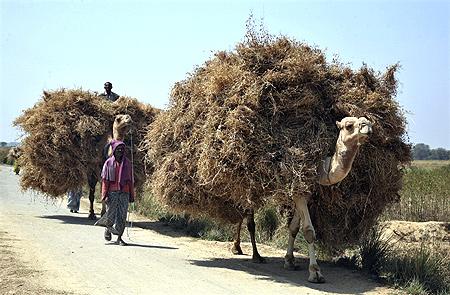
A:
[{"left": 0, "top": 165, "right": 394, "bottom": 295}]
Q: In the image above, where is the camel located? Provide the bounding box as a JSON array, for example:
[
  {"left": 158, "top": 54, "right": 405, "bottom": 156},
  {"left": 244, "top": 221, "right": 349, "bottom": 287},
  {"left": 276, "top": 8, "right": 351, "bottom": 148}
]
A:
[
  {"left": 87, "top": 114, "right": 132, "bottom": 219},
  {"left": 231, "top": 117, "right": 373, "bottom": 282},
  {"left": 285, "top": 116, "right": 372, "bottom": 283}
]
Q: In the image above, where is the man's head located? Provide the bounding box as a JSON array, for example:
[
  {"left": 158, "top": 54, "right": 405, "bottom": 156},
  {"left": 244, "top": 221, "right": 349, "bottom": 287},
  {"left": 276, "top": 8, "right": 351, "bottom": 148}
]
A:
[{"left": 104, "top": 82, "right": 113, "bottom": 94}]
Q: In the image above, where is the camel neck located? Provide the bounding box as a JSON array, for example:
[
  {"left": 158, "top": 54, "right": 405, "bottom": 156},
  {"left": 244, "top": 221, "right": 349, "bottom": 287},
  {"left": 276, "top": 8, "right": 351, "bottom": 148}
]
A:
[{"left": 318, "top": 136, "right": 360, "bottom": 186}]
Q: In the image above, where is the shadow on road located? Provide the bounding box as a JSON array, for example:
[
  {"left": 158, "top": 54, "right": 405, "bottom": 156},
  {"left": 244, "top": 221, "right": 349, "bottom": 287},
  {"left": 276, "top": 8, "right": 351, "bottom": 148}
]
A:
[
  {"left": 132, "top": 221, "right": 190, "bottom": 238},
  {"left": 104, "top": 242, "right": 178, "bottom": 250},
  {"left": 190, "top": 256, "right": 381, "bottom": 294},
  {"left": 38, "top": 214, "right": 96, "bottom": 226}
]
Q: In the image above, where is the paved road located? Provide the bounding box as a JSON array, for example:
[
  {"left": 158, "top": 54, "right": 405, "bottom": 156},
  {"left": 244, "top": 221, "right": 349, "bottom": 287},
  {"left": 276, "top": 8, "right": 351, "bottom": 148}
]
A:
[{"left": 0, "top": 165, "right": 392, "bottom": 295}]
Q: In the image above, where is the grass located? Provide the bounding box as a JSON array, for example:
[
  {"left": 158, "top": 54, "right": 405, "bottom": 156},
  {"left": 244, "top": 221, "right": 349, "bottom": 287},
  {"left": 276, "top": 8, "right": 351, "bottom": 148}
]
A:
[
  {"left": 383, "top": 245, "right": 450, "bottom": 295},
  {"left": 412, "top": 160, "right": 450, "bottom": 170},
  {"left": 384, "top": 164, "right": 450, "bottom": 222},
  {"left": 336, "top": 225, "right": 450, "bottom": 295}
]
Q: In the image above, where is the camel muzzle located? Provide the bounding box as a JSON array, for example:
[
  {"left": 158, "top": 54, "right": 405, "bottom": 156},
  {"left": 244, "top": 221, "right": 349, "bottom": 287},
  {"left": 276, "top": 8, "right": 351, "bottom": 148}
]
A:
[{"left": 359, "top": 123, "right": 373, "bottom": 135}]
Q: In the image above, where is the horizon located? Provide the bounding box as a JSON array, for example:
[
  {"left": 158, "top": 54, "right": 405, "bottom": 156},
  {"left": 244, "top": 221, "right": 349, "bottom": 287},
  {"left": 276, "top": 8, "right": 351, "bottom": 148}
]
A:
[{"left": 1, "top": 0, "right": 449, "bottom": 149}]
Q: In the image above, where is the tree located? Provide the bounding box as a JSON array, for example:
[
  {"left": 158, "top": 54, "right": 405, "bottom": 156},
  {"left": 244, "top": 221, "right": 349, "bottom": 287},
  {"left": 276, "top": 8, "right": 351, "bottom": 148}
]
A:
[
  {"left": 429, "top": 148, "right": 450, "bottom": 160},
  {"left": 412, "top": 143, "right": 431, "bottom": 160},
  {"left": 0, "top": 142, "right": 7, "bottom": 147}
]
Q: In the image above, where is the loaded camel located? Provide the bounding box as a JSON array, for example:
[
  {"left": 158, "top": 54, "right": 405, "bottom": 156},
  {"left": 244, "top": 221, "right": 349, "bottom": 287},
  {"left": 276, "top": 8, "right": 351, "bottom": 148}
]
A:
[
  {"left": 232, "top": 117, "right": 373, "bottom": 283},
  {"left": 87, "top": 114, "right": 132, "bottom": 219}
]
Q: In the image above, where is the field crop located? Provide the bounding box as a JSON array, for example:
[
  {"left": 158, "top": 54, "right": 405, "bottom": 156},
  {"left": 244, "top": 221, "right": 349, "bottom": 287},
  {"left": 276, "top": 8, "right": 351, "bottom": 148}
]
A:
[{"left": 384, "top": 162, "right": 450, "bottom": 222}]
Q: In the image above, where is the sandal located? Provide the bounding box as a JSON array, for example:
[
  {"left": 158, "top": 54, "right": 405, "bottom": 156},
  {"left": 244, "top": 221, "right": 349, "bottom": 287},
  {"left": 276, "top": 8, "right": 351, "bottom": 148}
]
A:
[{"left": 117, "top": 238, "right": 128, "bottom": 246}]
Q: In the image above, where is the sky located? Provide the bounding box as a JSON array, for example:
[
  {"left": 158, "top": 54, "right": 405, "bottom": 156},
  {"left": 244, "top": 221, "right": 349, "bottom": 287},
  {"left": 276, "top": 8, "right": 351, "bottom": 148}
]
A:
[{"left": 1, "top": 0, "right": 449, "bottom": 149}]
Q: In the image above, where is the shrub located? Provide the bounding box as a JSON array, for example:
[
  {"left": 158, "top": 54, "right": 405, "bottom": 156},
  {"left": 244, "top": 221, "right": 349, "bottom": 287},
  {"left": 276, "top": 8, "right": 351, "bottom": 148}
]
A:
[
  {"left": 359, "top": 224, "right": 394, "bottom": 275},
  {"left": 255, "top": 204, "right": 279, "bottom": 241},
  {"left": 384, "top": 245, "right": 450, "bottom": 294}
]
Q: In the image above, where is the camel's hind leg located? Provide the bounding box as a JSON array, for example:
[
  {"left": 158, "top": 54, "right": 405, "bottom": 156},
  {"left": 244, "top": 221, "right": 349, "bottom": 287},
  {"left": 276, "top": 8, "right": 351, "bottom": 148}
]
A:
[
  {"left": 247, "top": 210, "right": 265, "bottom": 263},
  {"left": 284, "top": 207, "right": 300, "bottom": 270},
  {"left": 87, "top": 173, "right": 97, "bottom": 220},
  {"left": 231, "top": 219, "right": 244, "bottom": 255}
]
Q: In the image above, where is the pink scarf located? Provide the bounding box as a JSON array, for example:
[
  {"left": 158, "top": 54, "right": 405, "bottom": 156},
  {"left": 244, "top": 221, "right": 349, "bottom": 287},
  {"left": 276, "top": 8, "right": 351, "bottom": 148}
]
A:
[{"left": 101, "top": 140, "right": 133, "bottom": 190}]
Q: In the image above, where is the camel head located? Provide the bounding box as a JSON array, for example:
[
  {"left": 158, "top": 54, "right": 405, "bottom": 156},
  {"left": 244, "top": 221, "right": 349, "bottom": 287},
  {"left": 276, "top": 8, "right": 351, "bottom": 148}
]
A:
[
  {"left": 112, "top": 114, "right": 132, "bottom": 140},
  {"left": 318, "top": 117, "right": 373, "bottom": 186},
  {"left": 336, "top": 117, "right": 373, "bottom": 146}
]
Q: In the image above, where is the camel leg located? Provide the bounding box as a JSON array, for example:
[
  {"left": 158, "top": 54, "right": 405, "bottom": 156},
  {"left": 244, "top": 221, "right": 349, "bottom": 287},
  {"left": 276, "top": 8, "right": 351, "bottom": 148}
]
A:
[
  {"left": 284, "top": 208, "right": 300, "bottom": 270},
  {"left": 87, "top": 173, "right": 97, "bottom": 220},
  {"left": 247, "top": 211, "right": 265, "bottom": 263},
  {"left": 231, "top": 218, "right": 244, "bottom": 255},
  {"left": 297, "top": 197, "right": 325, "bottom": 283}
]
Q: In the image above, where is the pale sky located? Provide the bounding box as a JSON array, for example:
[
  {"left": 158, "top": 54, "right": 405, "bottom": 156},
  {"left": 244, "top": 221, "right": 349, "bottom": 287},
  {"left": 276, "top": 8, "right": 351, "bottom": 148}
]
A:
[{"left": 1, "top": 0, "right": 449, "bottom": 148}]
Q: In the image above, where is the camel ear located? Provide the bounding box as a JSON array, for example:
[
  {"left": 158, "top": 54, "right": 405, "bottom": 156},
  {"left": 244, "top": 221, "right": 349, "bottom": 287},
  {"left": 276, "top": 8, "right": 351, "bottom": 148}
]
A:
[{"left": 336, "top": 121, "right": 342, "bottom": 129}]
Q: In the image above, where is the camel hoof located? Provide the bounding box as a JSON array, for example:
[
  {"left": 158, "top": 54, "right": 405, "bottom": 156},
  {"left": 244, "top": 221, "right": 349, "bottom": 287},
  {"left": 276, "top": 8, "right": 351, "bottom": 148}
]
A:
[
  {"left": 252, "top": 254, "right": 266, "bottom": 264},
  {"left": 308, "top": 265, "right": 325, "bottom": 283},
  {"left": 88, "top": 212, "right": 97, "bottom": 220},
  {"left": 308, "top": 273, "right": 325, "bottom": 283},
  {"left": 284, "top": 254, "right": 297, "bottom": 270},
  {"left": 231, "top": 245, "right": 244, "bottom": 255}
]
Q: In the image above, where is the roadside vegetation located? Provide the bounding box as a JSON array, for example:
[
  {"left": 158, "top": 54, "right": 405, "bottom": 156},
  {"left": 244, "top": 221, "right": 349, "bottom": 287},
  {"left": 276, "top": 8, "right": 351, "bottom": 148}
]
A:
[
  {"left": 383, "top": 163, "right": 450, "bottom": 222},
  {"left": 0, "top": 146, "right": 13, "bottom": 164}
]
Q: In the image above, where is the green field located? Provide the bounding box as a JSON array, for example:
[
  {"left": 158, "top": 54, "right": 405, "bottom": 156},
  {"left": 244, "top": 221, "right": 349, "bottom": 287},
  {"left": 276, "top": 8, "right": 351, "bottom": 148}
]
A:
[{"left": 383, "top": 161, "right": 450, "bottom": 222}]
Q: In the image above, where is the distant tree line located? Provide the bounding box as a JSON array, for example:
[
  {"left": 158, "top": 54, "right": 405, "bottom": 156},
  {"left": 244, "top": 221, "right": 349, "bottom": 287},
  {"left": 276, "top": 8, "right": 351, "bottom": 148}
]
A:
[{"left": 412, "top": 143, "right": 450, "bottom": 160}]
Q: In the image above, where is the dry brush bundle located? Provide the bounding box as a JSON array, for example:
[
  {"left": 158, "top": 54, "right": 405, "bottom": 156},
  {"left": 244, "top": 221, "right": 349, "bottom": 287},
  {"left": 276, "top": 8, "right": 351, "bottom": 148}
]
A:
[
  {"left": 144, "top": 28, "right": 410, "bottom": 245},
  {"left": 14, "top": 89, "right": 158, "bottom": 199}
]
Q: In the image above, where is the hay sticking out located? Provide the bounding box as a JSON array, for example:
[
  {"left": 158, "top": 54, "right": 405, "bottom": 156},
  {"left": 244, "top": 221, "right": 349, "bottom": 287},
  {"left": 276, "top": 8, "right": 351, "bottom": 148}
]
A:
[
  {"left": 144, "top": 29, "right": 411, "bottom": 246},
  {"left": 14, "top": 89, "right": 158, "bottom": 198}
]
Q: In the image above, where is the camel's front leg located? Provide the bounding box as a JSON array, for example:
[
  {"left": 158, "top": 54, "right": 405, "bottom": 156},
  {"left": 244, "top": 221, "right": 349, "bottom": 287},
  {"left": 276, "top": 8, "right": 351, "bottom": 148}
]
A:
[
  {"left": 297, "top": 197, "right": 325, "bottom": 283},
  {"left": 231, "top": 218, "right": 244, "bottom": 255}
]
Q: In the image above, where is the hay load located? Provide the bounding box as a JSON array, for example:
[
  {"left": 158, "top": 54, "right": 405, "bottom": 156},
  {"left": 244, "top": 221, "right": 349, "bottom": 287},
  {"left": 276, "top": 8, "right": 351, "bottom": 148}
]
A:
[
  {"left": 14, "top": 89, "right": 158, "bottom": 199},
  {"left": 145, "top": 28, "right": 411, "bottom": 248}
]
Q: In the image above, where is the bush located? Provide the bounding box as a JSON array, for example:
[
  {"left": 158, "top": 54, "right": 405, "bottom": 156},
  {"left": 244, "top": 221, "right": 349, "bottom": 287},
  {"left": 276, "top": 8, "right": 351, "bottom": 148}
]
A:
[
  {"left": 359, "top": 224, "right": 394, "bottom": 275},
  {"left": 255, "top": 204, "right": 279, "bottom": 241},
  {"left": 0, "top": 147, "right": 12, "bottom": 165},
  {"left": 383, "top": 245, "right": 450, "bottom": 294}
]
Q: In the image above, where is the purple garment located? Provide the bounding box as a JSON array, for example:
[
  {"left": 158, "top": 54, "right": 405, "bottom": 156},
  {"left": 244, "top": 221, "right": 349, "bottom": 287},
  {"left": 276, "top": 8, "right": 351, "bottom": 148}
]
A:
[{"left": 101, "top": 140, "right": 133, "bottom": 190}]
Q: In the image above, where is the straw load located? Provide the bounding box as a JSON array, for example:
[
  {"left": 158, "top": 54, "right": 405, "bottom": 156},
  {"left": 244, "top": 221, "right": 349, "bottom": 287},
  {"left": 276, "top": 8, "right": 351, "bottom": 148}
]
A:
[
  {"left": 14, "top": 89, "right": 158, "bottom": 199},
  {"left": 144, "top": 29, "right": 411, "bottom": 248}
]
